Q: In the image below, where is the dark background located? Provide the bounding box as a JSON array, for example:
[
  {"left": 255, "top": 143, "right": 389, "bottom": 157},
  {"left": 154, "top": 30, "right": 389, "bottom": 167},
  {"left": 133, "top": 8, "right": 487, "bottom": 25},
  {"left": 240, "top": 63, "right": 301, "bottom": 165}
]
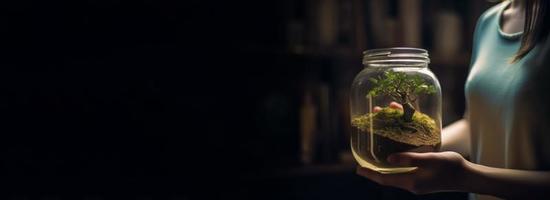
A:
[{"left": 1, "top": 0, "right": 494, "bottom": 199}]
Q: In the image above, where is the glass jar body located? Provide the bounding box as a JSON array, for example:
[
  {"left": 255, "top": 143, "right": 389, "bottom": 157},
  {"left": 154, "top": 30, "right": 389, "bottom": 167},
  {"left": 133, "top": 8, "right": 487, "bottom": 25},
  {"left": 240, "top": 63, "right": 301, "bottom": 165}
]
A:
[{"left": 350, "top": 48, "right": 442, "bottom": 174}]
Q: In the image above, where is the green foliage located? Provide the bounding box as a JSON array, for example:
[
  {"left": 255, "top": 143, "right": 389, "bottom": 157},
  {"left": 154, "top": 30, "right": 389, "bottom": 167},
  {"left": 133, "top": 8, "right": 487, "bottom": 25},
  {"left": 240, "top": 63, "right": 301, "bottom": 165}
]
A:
[{"left": 367, "top": 71, "right": 436, "bottom": 104}]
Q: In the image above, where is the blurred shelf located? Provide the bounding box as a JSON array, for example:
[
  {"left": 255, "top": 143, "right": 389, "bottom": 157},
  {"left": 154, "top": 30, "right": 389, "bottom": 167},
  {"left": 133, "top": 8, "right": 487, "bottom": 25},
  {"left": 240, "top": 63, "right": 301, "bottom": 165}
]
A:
[
  {"left": 235, "top": 43, "right": 363, "bottom": 59},
  {"left": 430, "top": 51, "right": 471, "bottom": 67}
]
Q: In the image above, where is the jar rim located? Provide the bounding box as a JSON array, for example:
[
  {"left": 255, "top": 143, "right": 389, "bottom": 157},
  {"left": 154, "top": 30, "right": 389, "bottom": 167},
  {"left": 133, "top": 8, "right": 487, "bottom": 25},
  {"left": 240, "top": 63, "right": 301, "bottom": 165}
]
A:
[{"left": 363, "top": 47, "right": 430, "bottom": 66}]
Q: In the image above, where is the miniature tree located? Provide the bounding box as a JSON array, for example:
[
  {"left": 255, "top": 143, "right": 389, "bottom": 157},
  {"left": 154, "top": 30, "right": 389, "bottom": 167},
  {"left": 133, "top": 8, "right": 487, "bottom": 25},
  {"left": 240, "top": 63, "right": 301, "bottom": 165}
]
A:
[{"left": 368, "top": 71, "right": 436, "bottom": 122}]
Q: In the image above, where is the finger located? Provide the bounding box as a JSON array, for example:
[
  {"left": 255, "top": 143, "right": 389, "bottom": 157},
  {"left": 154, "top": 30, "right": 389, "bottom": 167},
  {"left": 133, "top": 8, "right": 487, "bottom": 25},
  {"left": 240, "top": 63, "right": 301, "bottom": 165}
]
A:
[
  {"left": 387, "top": 152, "right": 436, "bottom": 167},
  {"left": 389, "top": 102, "right": 403, "bottom": 110},
  {"left": 373, "top": 106, "right": 382, "bottom": 112}
]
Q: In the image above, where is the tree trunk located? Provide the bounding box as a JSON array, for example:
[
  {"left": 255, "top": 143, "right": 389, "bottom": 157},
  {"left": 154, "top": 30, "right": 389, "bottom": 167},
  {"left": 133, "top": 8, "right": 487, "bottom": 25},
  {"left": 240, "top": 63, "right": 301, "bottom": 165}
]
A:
[{"left": 402, "top": 102, "right": 415, "bottom": 122}]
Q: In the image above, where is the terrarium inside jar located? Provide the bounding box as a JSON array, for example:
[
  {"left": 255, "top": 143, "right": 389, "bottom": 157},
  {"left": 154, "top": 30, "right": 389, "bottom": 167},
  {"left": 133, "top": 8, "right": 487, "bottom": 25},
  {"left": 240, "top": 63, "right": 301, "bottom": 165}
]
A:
[{"left": 350, "top": 48, "right": 442, "bottom": 174}]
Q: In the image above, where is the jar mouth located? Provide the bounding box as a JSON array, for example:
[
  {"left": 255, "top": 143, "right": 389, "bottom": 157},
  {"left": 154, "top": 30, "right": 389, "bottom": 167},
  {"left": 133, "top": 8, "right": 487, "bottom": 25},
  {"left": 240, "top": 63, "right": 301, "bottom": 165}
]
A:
[{"left": 363, "top": 47, "right": 430, "bottom": 66}]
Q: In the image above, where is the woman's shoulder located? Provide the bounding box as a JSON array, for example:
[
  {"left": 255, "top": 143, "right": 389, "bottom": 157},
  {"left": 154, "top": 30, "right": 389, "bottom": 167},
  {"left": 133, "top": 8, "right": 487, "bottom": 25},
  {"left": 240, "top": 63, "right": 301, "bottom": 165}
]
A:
[
  {"left": 470, "top": 1, "right": 510, "bottom": 57},
  {"left": 477, "top": 1, "right": 509, "bottom": 26}
]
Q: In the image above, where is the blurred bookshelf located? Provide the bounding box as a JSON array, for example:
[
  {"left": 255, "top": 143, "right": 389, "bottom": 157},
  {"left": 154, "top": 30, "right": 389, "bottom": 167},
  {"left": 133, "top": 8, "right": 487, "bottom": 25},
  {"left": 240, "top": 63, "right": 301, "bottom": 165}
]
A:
[{"left": 235, "top": 0, "right": 495, "bottom": 177}]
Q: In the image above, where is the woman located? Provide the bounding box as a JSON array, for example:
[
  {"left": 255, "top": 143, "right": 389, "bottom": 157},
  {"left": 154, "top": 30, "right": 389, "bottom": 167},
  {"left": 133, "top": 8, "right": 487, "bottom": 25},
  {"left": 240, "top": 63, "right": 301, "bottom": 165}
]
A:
[{"left": 356, "top": 0, "right": 550, "bottom": 199}]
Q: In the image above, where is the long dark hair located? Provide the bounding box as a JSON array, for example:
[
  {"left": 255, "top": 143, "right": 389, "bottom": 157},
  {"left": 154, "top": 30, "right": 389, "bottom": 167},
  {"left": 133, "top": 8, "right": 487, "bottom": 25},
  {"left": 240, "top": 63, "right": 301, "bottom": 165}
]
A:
[{"left": 513, "top": 0, "right": 550, "bottom": 62}]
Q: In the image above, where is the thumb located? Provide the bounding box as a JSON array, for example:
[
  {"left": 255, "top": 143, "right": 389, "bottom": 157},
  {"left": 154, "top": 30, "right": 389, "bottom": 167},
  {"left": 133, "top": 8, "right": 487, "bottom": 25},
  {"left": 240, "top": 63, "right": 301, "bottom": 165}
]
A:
[{"left": 387, "top": 152, "right": 434, "bottom": 167}]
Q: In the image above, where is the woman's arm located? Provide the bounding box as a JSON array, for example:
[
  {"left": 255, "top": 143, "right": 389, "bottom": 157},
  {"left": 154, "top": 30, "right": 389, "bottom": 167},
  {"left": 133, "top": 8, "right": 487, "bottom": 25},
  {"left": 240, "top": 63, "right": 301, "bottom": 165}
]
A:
[
  {"left": 464, "top": 162, "right": 550, "bottom": 199},
  {"left": 356, "top": 152, "right": 550, "bottom": 199},
  {"left": 441, "top": 118, "right": 470, "bottom": 157}
]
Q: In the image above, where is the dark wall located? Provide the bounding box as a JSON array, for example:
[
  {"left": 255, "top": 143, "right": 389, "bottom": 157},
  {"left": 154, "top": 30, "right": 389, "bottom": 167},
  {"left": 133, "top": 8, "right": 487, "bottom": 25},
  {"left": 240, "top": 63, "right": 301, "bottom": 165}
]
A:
[
  {"left": 1, "top": 0, "right": 305, "bottom": 198},
  {"left": 1, "top": 1, "right": 474, "bottom": 199}
]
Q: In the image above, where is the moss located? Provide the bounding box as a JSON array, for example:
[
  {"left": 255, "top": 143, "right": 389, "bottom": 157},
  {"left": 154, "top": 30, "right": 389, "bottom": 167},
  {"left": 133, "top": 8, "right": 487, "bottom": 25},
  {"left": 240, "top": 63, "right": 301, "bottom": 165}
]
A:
[{"left": 351, "top": 107, "right": 440, "bottom": 146}]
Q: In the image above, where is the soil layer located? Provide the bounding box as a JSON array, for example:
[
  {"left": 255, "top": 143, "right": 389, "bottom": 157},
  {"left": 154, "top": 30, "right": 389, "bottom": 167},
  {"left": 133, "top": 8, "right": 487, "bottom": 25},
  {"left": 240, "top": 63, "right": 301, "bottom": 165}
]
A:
[{"left": 351, "top": 107, "right": 440, "bottom": 146}]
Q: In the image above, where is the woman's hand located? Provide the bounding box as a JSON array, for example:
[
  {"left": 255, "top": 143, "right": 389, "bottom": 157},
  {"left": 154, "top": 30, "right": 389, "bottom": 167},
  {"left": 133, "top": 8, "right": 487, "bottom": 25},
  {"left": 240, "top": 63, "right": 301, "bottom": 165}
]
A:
[
  {"left": 356, "top": 151, "right": 472, "bottom": 194},
  {"left": 360, "top": 102, "right": 472, "bottom": 194}
]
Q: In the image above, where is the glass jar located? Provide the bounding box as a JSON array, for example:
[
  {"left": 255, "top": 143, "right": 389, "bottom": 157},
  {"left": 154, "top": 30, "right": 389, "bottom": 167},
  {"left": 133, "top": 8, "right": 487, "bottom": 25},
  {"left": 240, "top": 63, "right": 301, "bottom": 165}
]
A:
[{"left": 350, "top": 47, "right": 442, "bottom": 174}]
